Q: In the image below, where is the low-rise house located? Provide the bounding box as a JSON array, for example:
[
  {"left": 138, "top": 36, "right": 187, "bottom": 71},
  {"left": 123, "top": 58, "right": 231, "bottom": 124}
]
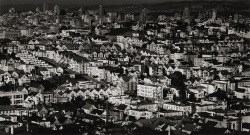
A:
[
  {"left": 162, "top": 103, "right": 192, "bottom": 114},
  {"left": 82, "top": 104, "right": 97, "bottom": 114},
  {"left": 127, "top": 109, "right": 155, "bottom": 120}
]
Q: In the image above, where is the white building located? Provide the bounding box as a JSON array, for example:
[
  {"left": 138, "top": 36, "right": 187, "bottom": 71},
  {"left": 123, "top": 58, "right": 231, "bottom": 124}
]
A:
[{"left": 0, "top": 91, "right": 25, "bottom": 105}]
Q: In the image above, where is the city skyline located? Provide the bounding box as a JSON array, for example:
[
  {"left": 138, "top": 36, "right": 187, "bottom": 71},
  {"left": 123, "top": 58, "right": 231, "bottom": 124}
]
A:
[{"left": 0, "top": 0, "right": 248, "bottom": 5}]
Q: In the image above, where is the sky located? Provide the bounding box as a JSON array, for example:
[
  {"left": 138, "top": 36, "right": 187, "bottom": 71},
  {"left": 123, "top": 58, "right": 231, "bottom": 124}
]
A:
[
  {"left": 0, "top": 0, "right": 245, "bottom": 5},
  {"left": 0, "top": 0, "right": 174, "bottom": 5}
]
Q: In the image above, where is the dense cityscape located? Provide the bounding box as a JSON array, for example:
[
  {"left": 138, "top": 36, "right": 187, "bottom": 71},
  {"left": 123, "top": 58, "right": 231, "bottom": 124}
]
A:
[{"left": 0, "top": 0, "right": 250, "bottom": 134}]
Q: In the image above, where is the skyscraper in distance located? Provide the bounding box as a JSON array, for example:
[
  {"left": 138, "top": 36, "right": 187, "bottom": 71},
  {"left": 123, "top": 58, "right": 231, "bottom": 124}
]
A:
[
  {"left": 98, "top": 4, "right": 104, "bottom": 24},
  {"left": 99, "top": 4, "right": 104, "bottom": 18},
  {"left": 43, "top": 3, "right": 48, "bottom": 12},
  {"left": 36, "top": 7, "right": 40, "bottom": 12},
  {"left": 212, "top": 9, "right": 217, "bottom": 20},
  {"left": 78, "top": 8, "right": 83, "bottom": 17},
  {"left": 183, "top": 7, "right": 190, "bottom": 18},
  {"left": 54, "top": 5, "right": 60, "bottom": 15},
  {"left": 139, "top": 8, "right": 148, "bottom": 23}
]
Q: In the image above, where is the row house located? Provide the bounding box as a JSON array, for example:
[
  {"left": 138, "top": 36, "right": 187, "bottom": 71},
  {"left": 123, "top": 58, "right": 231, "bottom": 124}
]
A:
[
  {"left": 24, "top": 92, "right": 44, "bottom": 105},
  {"left": 118, "top": 75, "right": 137, "bottom": 94},
  {"left": 188, "top": 88, "right": 206, "bottom": 99},
  {"left": 146, "top": 42, "right": 168, "bottom": 55},
  {"left": 54, "top": 87, "right": 117, "bottom": 103},
  {"left": 185, "top": 78, "right": 205, "bottom": 88},
  {"left": 0, "top": 57, "right": 22, "bottom": 68},
  {"left": 99, "top": 44, "right": 121, "bottom": 52},
  {"left": 190, "top": 69, "right": 214, "bottom": 80},
  {"left": 163, "top": 87, "right": 180, "bottom": 100},
  {"left": 0, "top": 68, "right": 33, "bottom": 86},
  {"left": 28, "top": 39, "right": 53, "bottom": 45},
  {"left": 54, "top": 52, "right": 89, "bottom": 74},
  {"left": 91, "top": 36, "right": 109, "bottom": 44},
  {"left": 127, "top": 109, "right": 155, "bottom": 120},
  {"left": 162, "top": 103, "right": 193, "bottom": 114},
  {"left": 56, "top": 44, "right": 80, "bottom": 52},
  {"left": 137, "top": 103, "right": 158, "bottom": 112},
  {"left": 86, "top": 66, "right": 105, "bottom": 80},
  {"left": 163, "top": 65, "right": 180, "bottom": 75},
  {"left": 141, "top": 56, "right": 169, "bottom": 65},
  {"left": 234, "top": 86, "right": 250, "bottom": 99},
  {"left": 0, "top": 45, "right": 18, "bottom": 54},
  {"left": 108, "top": 96, "right": 132, "bottom": 106},
  {"left": 212, "top": 80, "right": 236, "bottom": 92},
  {"left": 0, "top": 105, "right": 37, "bottom": 116}
]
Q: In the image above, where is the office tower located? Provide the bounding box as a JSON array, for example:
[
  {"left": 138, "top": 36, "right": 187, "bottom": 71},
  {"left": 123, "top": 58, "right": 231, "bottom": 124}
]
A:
[
  {"left": 198, "top": 12, "right": 203, "bottom": 19},
  {"left": 79, "top": 8, "right": 83, "bottom": 17},
  {"left": 212, "top": 9, "right": 217, "bottom": 20},
  {"left": 205, "top": 11, "right": 209, "bottom": 19},
  {"left": 43, "top": 3, "right": 48, "bottom": 12},
  {"left": 36, "top": 7, "right": 40, "bottom": 12},
  {"left": 234, "top": 13, "right": 238, "bottom": 22},
  {"left": 139, "top": 8, "right": 148, "bottom": 23},
  {"left": 99, "top": 4, "right": 104, "bottom": 18},
  {"left": 125, "top": 14, "right": 134, "bottom": 22},
  {"left": 54, "top": 5, "right": 60, "bottom": 16},
  {"left": 183, "top": 7, "right": 190, "bottom": 17},
  {"left": 98, "top": 4, "right": 104, "bottom": 24}
]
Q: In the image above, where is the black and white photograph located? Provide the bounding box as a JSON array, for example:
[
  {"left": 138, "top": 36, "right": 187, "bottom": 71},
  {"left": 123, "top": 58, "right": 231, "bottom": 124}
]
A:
[{"left": 0, "top": 0, "right": 250, "bottom": 134}]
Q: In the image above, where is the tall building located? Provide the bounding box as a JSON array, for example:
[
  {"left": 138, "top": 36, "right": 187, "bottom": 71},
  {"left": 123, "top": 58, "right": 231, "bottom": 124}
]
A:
[
  {"left": 125, "top": 14, "right": 134, "bottom": 22},
  {"left": 98, "top": 4, "right": 104, "bottom": 24},
  {"left": 198, "top": 12, "right": 203, "bottom": 19},
  {"left": 78, "top": 8, "right": 83, "bottom": 17},
  {"left": 212, "top": 9, "right": 217, "bottom": 20},
  {"left": 139, "top": 8, "right": 148, "bottom": 23},
  {"left": 183, "top": 7, "right": 190, "bottom": 18},
  {"left": 54, "top": 5, "right": 60, "bottom": 16},
  {"left": 43, "top": 3, "right": 48, "bottom": 12},
  {"left": 99, "top": 4, "right": 104, "bottom": 18},
  {"left": 36, "top": 7, "right": 40, "bottom": 12},
  {"left": 234, "top": 13, "right": 239, "bottom": 22}
]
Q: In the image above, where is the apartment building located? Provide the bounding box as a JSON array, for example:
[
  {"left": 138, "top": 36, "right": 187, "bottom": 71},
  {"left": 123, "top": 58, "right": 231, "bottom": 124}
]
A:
[{"left": 0, "top": 91, "right": 25, "bottom": 105}]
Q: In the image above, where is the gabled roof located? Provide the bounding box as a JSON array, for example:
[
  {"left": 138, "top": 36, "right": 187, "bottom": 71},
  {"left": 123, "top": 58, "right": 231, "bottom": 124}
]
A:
[
  {"left": 37, "top": 67, "right": 48, "bottom": 72},
  {"left": 0, "top": 69, "right": 6, "bottom": 74},
  {"left": 122, "top": 76, "right": 133, "bottom": 82},
  {"left": 0, "top": 105, "right": 16, "bottom": 111},
  {"left": 82, "top": 104, "right": 95, "bottom": 110},
  {"left": 116, "top": 104, "right": 128, "bottom": 110}
]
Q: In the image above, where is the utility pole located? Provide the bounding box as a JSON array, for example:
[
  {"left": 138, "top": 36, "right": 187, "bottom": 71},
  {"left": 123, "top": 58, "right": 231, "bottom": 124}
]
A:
[{"left": 238, "top": 102, "right": 242, "bottom": 135}]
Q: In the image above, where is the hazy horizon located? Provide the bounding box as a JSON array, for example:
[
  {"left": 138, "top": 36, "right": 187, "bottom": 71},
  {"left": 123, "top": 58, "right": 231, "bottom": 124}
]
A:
[{"left": 0, "top": 0, "right": 248, "bottom": 6}]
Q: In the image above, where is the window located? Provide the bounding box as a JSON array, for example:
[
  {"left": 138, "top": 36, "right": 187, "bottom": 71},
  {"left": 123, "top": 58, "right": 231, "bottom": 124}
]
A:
[
  {"left": 14, "top": 95, "right": 21, "bottom": 99},
  {"left": 14, "top": 100, "right": 22, "bottom": 104}
]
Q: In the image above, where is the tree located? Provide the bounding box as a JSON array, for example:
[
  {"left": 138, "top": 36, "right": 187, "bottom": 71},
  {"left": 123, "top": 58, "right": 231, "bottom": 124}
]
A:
[
  {"left": 173, "top": 94, "right": 177, "bottom": 101},
  {"left": 213, "top": 74, "right": 220, "bottom": 80},
  {"left": 0, "top": 97, "right": 11, "bottom": 105},
  {"left": 188, "top": 93, "right": 196, "bottom": 102},
  {"left": 209, "top": 88, "right": 227, "bottom": 100},
  {"left": 169, "top": 71, "right": 187, "bottom": 100}
]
